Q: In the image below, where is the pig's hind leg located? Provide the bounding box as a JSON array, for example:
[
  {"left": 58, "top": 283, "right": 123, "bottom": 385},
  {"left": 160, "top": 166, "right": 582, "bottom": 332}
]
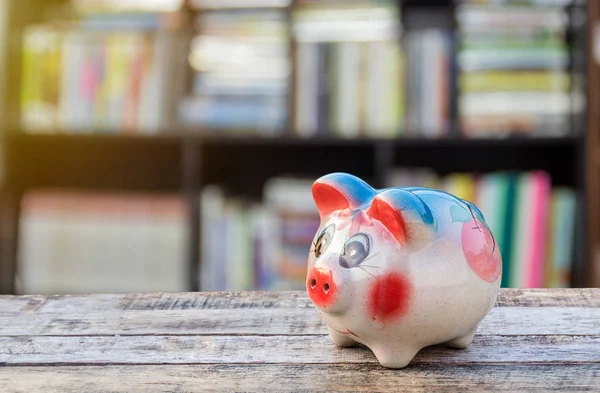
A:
[
  {"left": 327, "top": 327, "right": 358, "bottom": 347},
  {"left": 443, "top": 326, "right": 478, "bottom": 349}
]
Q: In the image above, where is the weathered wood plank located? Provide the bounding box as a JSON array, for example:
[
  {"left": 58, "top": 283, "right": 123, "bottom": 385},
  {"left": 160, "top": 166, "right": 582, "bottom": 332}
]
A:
[
  {"left": 2, "top": 364, "right": 600, "bottom": 393},
  {"left": 1, "top": 289, "right": 599, "bottom": 316},
  {"left": 495, "top": 288, "right": 600, "bottom": 307},
  {"left": 1, "top": 307, "right": 599, "bottom": 337},
  {"left": 0, "top": 291, "right": 313, "bottom": 315},
  {"left": 1, "top": 334, "right": 600, "bottom": 366},
  {"left": 0, "top": 296, "right": 46, "bottom": 313}
]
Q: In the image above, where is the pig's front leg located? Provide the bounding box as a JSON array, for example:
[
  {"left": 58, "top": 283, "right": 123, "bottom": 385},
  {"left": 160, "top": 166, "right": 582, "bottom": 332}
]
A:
[
  {"left": 327, "top": 326, "right": 358, "bottom": 347},
  {"left": 370, "top": 343, "right": 420, "bottom": 369}
]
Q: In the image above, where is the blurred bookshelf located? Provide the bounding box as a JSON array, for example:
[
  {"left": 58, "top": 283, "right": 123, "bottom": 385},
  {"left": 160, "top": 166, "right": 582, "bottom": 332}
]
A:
[{"left": 0, "top": 0, "right": 594, "bottom": 294}]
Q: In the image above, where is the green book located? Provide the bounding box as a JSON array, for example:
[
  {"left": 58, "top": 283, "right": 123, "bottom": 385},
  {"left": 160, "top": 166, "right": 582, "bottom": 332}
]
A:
[
  {"left": 499, "top": 172, "right": 517, "bottom": 288},
  {"left": 509, "top": 173, "right": 534, "bottom": 288}
]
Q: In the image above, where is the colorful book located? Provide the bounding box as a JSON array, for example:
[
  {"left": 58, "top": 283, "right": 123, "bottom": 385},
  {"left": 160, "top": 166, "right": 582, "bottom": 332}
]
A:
[
  {"left": 499, "top": 173, "right": 517, "bottom": 288},
  {"left": 526, "top": 171, "right": 551, "bottom": 288}
]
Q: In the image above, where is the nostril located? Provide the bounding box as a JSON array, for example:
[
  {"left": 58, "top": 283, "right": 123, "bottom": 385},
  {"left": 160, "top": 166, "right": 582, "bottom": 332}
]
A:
[
  {"left": 310, "top": 278, "right": 317, "bottom": 289},
  {"left": 323, "top": 283, "right": 330, "bottom": 293}
]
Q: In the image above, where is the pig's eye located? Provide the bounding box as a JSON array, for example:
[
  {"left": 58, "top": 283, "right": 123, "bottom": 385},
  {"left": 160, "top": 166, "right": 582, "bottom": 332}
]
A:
[
  {"left": 339, "top": 233, "right": 370, "bottom": 269},
  {"left": 313, "top": 224, "right": 335, "bottom": 258}
]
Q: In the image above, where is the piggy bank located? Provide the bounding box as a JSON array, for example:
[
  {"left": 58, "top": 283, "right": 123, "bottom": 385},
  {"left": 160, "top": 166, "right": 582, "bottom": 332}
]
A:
[{"left": 306, "top": 173, "right": 501, "bottom": 368}]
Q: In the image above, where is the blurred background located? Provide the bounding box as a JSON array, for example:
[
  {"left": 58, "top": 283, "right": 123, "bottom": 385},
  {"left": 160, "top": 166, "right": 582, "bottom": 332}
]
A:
[{"left": 0, "top": 0, "right": 594, "bottom": 294}]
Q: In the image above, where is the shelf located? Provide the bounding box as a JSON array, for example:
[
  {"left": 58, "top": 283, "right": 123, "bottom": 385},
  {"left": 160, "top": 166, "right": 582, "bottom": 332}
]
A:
[
  {"left": 4, "top": 132, "right": 183, "bottom": 145},
  {"left": 2, "top": 130, "right": 582, "bottom": 193},
  {"left": 4, "top": 130, "right": 583, "bottom": 147},
  {"left": 3, "top": 132, "right": 184, "bottom": 192}
]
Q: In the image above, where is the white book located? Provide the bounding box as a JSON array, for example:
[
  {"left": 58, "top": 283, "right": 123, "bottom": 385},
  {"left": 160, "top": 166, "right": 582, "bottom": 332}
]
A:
[
  {"left": 335, "top": 42, "right": 360, "bottom": 138},
  {"left": 18, "top": 193, "right": 188, "bottom": 294},
  {"left": 150, "top": 200, "right": 188, "bottom": 292},
  {"left": 510, "top": 173, "right": 535, "bottom": 288},
  {"left": 429, "top": 30, "right": 446, "bottom": 136},
  {"left": 460, "top": 92, "right": 584, "bottom": 116},
  {"left": 421, "top": 32, "right": 432, "bottom": 135},
  {"left": 457, "top": 5, "right": 568, "bottom": 30},
  {"left": 458, "top": 50, "right": 569, "bottom": 72},
  {"left": 404, "top": 32, "right": 417, "bottom": 134},
  {"left": 59, "top": 31, "right": 82, "bottom": 132},
  {"left": 251, "top": 205, "right": 279, "bottom": 290},
  {"left": 137, "top": 34, "right": 159, "bottom": 133},
  {"left": 386, "top": 41, "right": 403, "bottom": 136},
  {"left": 17, "top": 194, "right": 54, "bottom": 294},
  {"left": 294, "top": 20, "right": 401, "bottom": 43},
  {"left": 200, "top": 185, "right": 225, "bottom": 291},
  {"left": 365, "top": 41, "right": 386, "bottom": 137},
  {"left": 234, "top": 204, "right": 254, "bottom": 291},
  {"left": 295, "top": 42, "right": 318, "bottom": 136},
  {"left": 191, "top": 0, "right": 290, "bottom": 9},
  {"left": 293, "top": 7, "right": 401, "bottom": 43},
  {"left": 74, "top": 0, "right": 184, "bottom": 12}
]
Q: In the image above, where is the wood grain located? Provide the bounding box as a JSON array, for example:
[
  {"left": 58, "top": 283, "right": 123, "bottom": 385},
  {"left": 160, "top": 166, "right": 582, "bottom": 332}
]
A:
[
  {"left": 495, "top": 288, "right": 600, "bottom": 307},
  {"left": 0, "top": 291, "right": 312, "bottom": 314},
  {"left": 1, "top": 288, "right": 599, "bottom": 316},
  {"left": 1, "top": 306, "right": 599, "bottom": 337},
  {"left": 2, "top": 334, "right": 600, "bottom": 366},
  {"left": 2, "top": 364, "right": 600, "bottom": 393}
]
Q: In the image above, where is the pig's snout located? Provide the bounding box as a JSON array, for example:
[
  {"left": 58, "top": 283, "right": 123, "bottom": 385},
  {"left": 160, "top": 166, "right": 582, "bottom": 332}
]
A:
[{"left": 307, "top": 267, "right": 339, "bottom": 310}]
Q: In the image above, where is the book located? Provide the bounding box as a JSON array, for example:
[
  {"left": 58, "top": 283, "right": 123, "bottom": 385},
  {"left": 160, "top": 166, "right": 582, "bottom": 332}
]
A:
[
  {"left": 17, "top": 190, "right": 189, "bottom": 294},
  {"left": 21, "top": 26, "right": 62, "bottom": 132},
  {"left": 546, "top": 187, "right": 577, "bottom": 287},
  {"left": 527, "top": 171, "right": 551, "bottom": 287},
  {"left": 404, "top": 29, "right": 452, "bottom": 137},
  {"left": 460, "top": 71, "right": 571, "bottom": 93},
  {"left": 190, "top": 0, "right": 292, "bottom": 10},
  {"left": 73, "top": 0, "right": 184, "bottom": 13}
]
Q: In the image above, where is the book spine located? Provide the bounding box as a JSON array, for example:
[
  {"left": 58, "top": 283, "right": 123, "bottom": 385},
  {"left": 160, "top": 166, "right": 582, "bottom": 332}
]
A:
[
  {"left": 315, "top": 42, "right": 330, "bottom": 134},
  {"left": 295, "top": 42, "right": 318, "bottom": 136},
  {"left": 501, "top": 173, "right": 516, "bottom": 288},
  {"left": 527, "top": 171, "right": 551, "bottom": 288},
  {"left": 334, "top": 42, "right": 360, "bottom": 138}
]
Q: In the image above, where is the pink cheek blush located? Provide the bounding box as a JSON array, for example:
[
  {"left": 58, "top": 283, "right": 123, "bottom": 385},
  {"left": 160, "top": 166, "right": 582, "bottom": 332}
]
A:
[
  {"left": 367, "top": 272, "right": 413, "bottom": 323},
  {"left": 461, "top": 219, "right": 502, "bottom": 283},
  {"left": 380, "top": 229, "right": 392, "bottom": 242}
]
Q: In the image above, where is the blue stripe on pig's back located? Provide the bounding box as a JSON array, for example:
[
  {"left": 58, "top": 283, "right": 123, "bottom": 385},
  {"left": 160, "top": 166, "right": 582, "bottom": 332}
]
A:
[{"left": 401, "top": 187, "right": 481, "bottom": 243}]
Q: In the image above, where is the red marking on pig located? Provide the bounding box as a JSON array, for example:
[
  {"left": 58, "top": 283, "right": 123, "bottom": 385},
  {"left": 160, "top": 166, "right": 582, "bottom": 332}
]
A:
[
  {"left": 332, "top": 327, "right": 360, "bottom": 338},
  {"left": 367, "top": 272, "right": 412, "bottom": 323},
  {"left": 312, "top": 183, "right": 350, "bottom": 218},
  {"left": 366, "top": 197, "right": 407, "bottom": 244},
  {"left": 461, "top": 219, "right": 501, "bottom": 283}
]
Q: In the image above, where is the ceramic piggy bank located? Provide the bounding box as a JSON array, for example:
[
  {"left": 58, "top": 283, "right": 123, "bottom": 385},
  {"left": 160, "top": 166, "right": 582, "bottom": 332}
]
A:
[{"left": 306, "top": 173, "right": 501, "bottom": 368}]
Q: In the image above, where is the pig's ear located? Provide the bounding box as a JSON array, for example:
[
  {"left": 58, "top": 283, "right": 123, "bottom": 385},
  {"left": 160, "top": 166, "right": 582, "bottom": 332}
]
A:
[
  {"left": 312, "top": 173, "right": 375, "bottom": 218},
  {"left": 366, "top": 189, "right": 435, "bottom": 246},
  {"left": 366, "top": 196, "right": 407, "bottom": 244}
]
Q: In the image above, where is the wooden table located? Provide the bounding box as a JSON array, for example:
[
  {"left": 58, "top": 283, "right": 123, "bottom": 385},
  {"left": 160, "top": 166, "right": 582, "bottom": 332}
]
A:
[{"left": 1, "top": 289, "right": 599, "bottom": 392}]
